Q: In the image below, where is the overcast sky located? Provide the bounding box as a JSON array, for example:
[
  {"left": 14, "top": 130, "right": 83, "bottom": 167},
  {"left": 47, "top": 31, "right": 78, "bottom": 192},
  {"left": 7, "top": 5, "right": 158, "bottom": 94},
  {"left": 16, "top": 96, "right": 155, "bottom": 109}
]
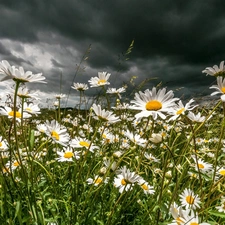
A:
[{"left": 0, "top": 0, "right": 224, "bottom": 107}]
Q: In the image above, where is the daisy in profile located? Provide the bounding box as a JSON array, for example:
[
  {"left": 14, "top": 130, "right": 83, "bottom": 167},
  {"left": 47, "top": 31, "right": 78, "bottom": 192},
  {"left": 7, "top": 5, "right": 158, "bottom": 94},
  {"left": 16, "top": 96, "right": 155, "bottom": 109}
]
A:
[
  {"left": 70, "top": 137, "right": 98, "bottom": 152},
  {"left": 144, "top": 152, "right": 160, "bottom": 163},
  {"left": 0, "top": 106, "right": 31, "bottom": 121},
  {"left": 169, "top": 99, "right": 197, "bottom": 121},
  {"left": 0, "top": 136, "right": 9, "bottom": 151},
  {"left": 193, "top": 157, "right": 213, "bottom": 174},
  {"left": 0, "top": 60, "right": 46, "bottom": 83},
  {"left": 56, "top": 147, "right": 80, "bottom": 162},
  {"left": 215, "top": 197, "right": 225, "bottom": 213},
  {"left": 210, "top": 77, "right": 225, "bottom": 100},
  {"left": 44, "top": 120, "right": 70, "bottom": 146},
  {"left": 168, "top": 203, "right": 186, "bottom": 225},
  {"left": 106, "top": 87, "right": 126, "bottom": 99},
  {"left": 216, "top": 167, "right": 225, "bottom": 180},
  {"left": 123, "top": 130, "right": 147, "bottom": 146},
  {"left": 71, "top": 82, "right": 89, "bottom": 91},
  {"left": 187, "top": 112, "right": 206, "bottom": 123},
  {"left": 92, "top": 104, "right": 120, "bottom": 123},
  {"left": 130, "top": 87, "right": 178, "bottom": 120},
  {"left": 138, "top": 178, "right": 155, "bottom": 195},
  {"left": 179, "top": 188, "right": 201, "bottom": 210},
  {"left": 202, "top": 60, "right": 225, "bottom": 77},
  {"left": 23, "top": 102, "right": 41, "bottom": 115},
  {"left": 182, "top": 209, "right": 210, "bottom": 225},
  {"left": 87, "top": 175, "right": 108, "bottom": 186},
  {"left": 114, "top": 166, "right": 140, "bottom": 193},
  {"left": 88, "top": 72, "right": 111, "bottom": 87}
]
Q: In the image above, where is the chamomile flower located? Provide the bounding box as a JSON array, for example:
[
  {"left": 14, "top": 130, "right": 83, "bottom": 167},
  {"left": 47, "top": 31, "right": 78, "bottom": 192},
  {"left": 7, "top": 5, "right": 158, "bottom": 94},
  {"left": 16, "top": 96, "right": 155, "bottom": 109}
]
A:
[
  {"left": 182, "top": 209, "right": 210, "bottom": 225},
  {"left": 210, "top": 76, "right": 225, "bottom": 98},
  {"left": 70, "top": 137, "right": 98, "bottom": 153},
  {"left": 0, "top": 60, "right": 15, "bottom": 81},
  {"left": 187, "top": 112, "right": 206, "bottom": 123},
  {"left": 215, "top": 197, "right": 225, "bottom": 213},
  {"left": 114, "top": 166, "right": 140, "bottom": 193},
  {"left": 56, "top": 147, "right": 80, "bottom": 162},
  {"left": 71, "top": 82, "right": 89, "bottom": 91},
  {"left": 92, "top": 104, "right": 120, "bottom": 124},
  {"left": 179, "top": 188, "right": 201, "bottom": 210},
  {"left": 88, "top": 72, "right": 111, "bottom": 87},
  {"left": 44, "top": 120, "right": 70, "bottom": 146},
  {"left": 87, "top": 175, "right": 108, "bottom": 186},
  {"left": 138, "top": 178, "right": 155, "bottom": 195},
  {"left": 149, "top": 133, "right": 163, "bottom": 143},
  {"left": 169, "top": 99, "right": 197, "bottom": 121},
  {"left": 23, "top": 102, "right": 41, "bottom": 115},
  {"left": 193, "top": 158, "right": 213, "bottom": 174},
  {"left": 202, "top": 60, "right": 225, "bottom": 77},
  {"left": 106, "top": 87, "right": 126, "bottom": 99},
  {"left": 144, "top": 152, "right": 160, "bottom": 163},
  {"left": 216, "top": 167, "right": 225, "bottom": 179},
  {"left": 130, "top": 87, "right": 178, "bottom": 120},
  {"left": 0, "top": 136, "right": 9, "bottom": 151},
  {"left": 168, "top": 203, "right": 186, "bottom": 225},
  {"left": 124, "top": 130, "right": 147, "bottom": 146},
  {"left": 0, "top": 106, "right": 31, "bottom": 121}
]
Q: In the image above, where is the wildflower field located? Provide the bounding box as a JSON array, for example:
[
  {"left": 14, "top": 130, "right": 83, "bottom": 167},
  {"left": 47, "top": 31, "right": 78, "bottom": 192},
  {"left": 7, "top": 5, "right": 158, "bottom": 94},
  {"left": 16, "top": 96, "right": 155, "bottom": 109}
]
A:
[{"left": 0, "top": 59, "right": 225, "bottom": 225}]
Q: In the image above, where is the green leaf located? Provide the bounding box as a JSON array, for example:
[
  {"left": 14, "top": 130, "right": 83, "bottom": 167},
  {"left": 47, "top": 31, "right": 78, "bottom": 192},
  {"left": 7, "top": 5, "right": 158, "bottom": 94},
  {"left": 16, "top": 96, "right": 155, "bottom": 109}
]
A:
[{"left": 208, "top": 210, "right": 225, "bottom": 218}]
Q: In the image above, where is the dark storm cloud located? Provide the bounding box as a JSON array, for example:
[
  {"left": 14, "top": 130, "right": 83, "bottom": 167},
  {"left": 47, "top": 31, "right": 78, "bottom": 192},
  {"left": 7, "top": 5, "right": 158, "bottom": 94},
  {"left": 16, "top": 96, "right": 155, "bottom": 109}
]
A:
[{"left": 0, "top": 0, "right": 224, "bottom": 105}]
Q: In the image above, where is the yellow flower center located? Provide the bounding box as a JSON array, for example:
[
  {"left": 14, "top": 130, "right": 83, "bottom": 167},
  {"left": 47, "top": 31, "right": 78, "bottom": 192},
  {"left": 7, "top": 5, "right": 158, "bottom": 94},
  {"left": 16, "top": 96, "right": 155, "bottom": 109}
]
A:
[
  {"left": 79, "top": 141, "right": 90, "bottom": 147},
  {"left": 186, "top": 195, "right": 194, "bottom": 204},
  {"left": 64, "top": 152, "right": 74, "bottom": 158},
  {"left": 51, "top": 131, "right": 59, "bottom": 140},
  {"left": 0, "top": 142, "right": 2, "bottom": 147},
  {"left": 121, "top": 179, "right": 126, "bottom": 186},
  {"left": 219, "top": 169, "right": 225, "bottom": 176},
  {"left": 145, "top": 100, "right": 162, "bottom": 111},
  {"left": 94, "top": 177, "right": 103, "bottom": 184},
  {"left": 190, "top": 223, "right": 199, "bottom": 225},
  {"left": 198, "top": 163, "right": 204, "bottom": 169},
  {"left": 176, "top": 217, "right": 184, "bottom": 225},
  {"left": 98, "top": 79, "right": 106, "bottom": 85},
  {"left": 141, "top": 183, "right": 149, "bottom": 190},
  {"left": 25, "top": 107, "right": 32, "bottom": 112},
  {"left": 8, "top": 111, "right": 21, "bottom": 118},
  {"left": 13, "top": 161, "right": 20, "bottom": 167},
  {"left": 176, "top": 107, "right": 185, "bottom": 115}
]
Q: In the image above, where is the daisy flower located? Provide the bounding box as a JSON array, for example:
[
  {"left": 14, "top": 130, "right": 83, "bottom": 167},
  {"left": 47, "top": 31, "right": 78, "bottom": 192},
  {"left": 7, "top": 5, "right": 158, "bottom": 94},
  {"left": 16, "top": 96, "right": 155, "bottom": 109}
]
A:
[
  {"left": 0, "top": 61, "right": 46, "bottom": 83},
  {"left": 87, "top": 175, "right": 108, "bottom": 186},
  {"left": 71, "top": 82, "right": 89, "bottom": 91},
  {"left": 216, "top": 197, "right": 225, "bottom": 213},
  {"left": 44, "top": 120, "right": 70, "bottom": 146},
  {"left": 55, "top": 93, "right": 66, "bottom": 99},
  {"left": 0, "top": 106, "right": 31, "bottom": 121},
  {"left": 187, "top": 112, "right": 205, "bottom": 123},
  {"left": 114, "top": 166, "right": 140, "bottom": 193},
  {"left": 216, "top": 167, "right": 225, "bottom": 180},
  {"left": 169, "top": 99, "right": 197, "bottom": 121},
  {"left": 23, "top": 102, "right": 41, "bottom": 115},
  {"left": 88, "top": 72, "right": 111, "bottom": 87},
  {"left": 182, "top": 209, "right": 210, "bottom": 225},
  {"left": 92, "top": 104, "right": 120, "bottom": 123},
  {"left": 56, "top": 147, "right": 80, "bottom": 162},
  {"left": 70, "top": 137, "right": 98, "bottom": 152},
  {"left": 0, "top": 136, "right": 9, "bottom": 151},
  {"left": 0, "top": 60, "right": 17, "bottom": 81},
  {"left": 202, "top": 60, "right": 225, "bottom": 77},
  {"left": 168, "top": 203, "right": 186, "bottom": 225},
  {"left": 179, "top": 188, "right": 201, "bottom": 210},
  {"left": 193, "top": 158, "right": 213, "bottom": 174},
  {"left": 210, "top": 76, "right": 225, "bottom": 98},
  {"left": 123, "top": 130, "right": 147, "bottom": 146},
  {"left": 144, "top": 152, "right": 160, "bottom": 163},
  {"left": 138, "top": 178, "right": 155, "bottom": 195},
  {"left": 106, "top": 87, "right": 126, "bottom": 99},
  {"left": 130, "top": 87, "right": 178, "bottom": 120},
  {"left": 149, "top": 133, "right": 163, "bottom": 143}
]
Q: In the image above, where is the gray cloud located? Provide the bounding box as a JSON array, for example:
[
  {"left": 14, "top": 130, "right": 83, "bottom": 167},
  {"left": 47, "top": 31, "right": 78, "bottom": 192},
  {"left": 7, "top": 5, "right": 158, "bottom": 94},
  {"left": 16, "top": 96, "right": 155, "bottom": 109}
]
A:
[{"left": 0, "top": 0, "right": 224, "bottom": 107}]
